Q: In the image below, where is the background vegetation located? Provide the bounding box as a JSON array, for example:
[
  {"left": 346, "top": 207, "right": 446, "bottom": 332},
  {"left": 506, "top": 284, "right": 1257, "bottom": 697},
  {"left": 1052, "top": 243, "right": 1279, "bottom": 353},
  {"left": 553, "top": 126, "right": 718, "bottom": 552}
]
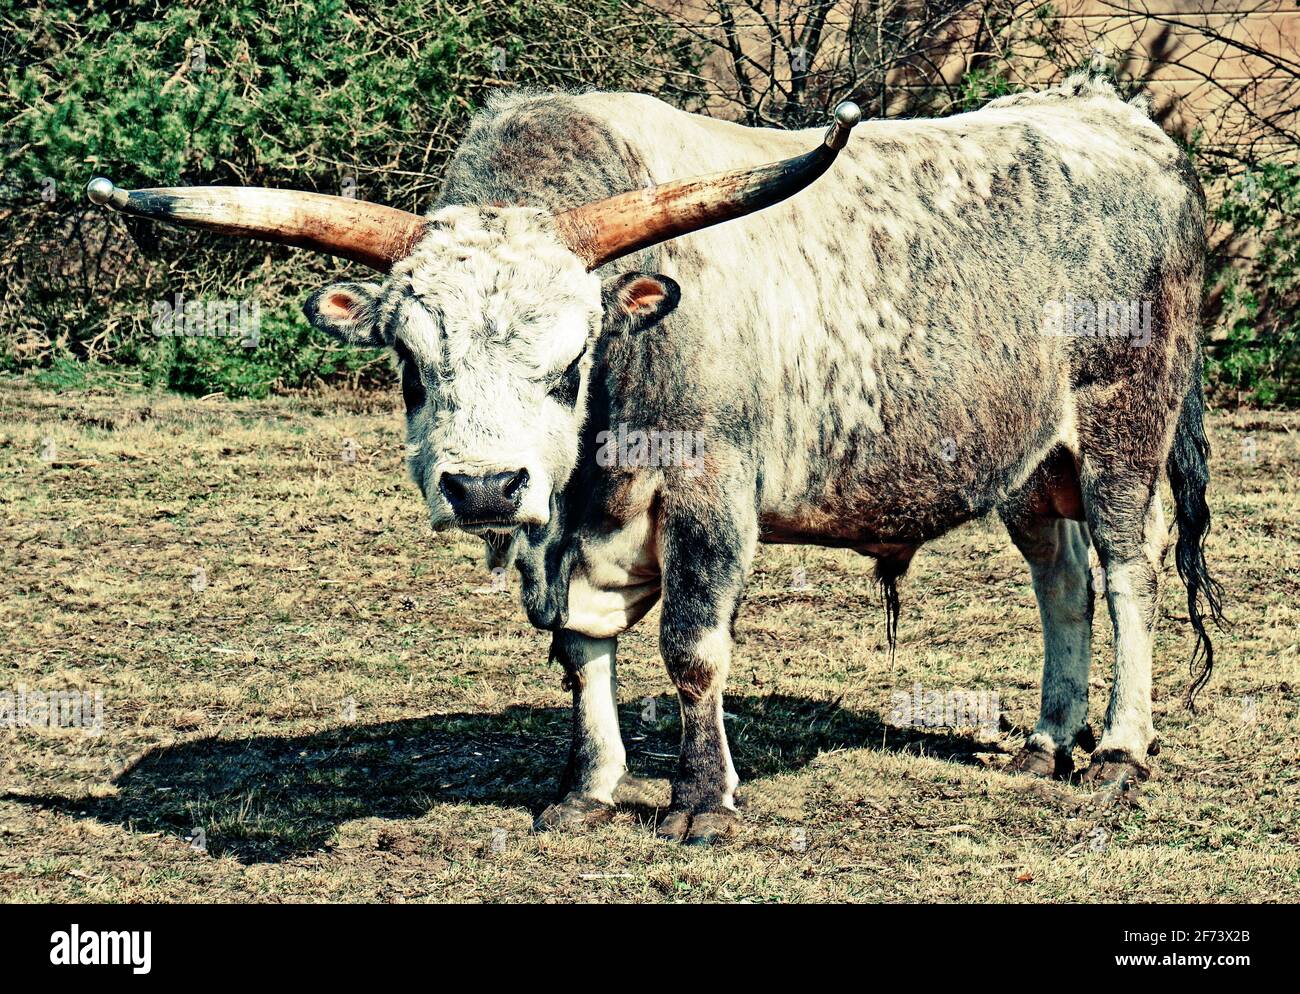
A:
[
  {"left": 1, "top": 0, "right": 1296, "bottom": 404},
  {"left": 0, "top": 0, "right": 701, "bottom": 397}
]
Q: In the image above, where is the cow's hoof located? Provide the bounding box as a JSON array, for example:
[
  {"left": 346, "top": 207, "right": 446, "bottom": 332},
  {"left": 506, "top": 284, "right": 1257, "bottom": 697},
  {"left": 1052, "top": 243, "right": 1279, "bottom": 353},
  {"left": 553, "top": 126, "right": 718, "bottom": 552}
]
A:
[
  {"left": 1080, "top": 750, "right": 1151, "bottom": 787},
  {"left": 534, "top": 792, "right": 615, "bottom": 832},
  {"left": 656, "top": 807, "right": 740, "bottom": 846},
  {"left": 1006, "top": 742, "right": 1072, "bottom": 779}
]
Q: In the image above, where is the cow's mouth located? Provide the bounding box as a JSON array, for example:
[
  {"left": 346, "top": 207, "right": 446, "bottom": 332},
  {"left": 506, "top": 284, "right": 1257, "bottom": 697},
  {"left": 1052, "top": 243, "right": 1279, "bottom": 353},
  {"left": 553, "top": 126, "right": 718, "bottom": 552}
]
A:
[{"left": 457, "top": 520, "right": 519, "bottom": 536}]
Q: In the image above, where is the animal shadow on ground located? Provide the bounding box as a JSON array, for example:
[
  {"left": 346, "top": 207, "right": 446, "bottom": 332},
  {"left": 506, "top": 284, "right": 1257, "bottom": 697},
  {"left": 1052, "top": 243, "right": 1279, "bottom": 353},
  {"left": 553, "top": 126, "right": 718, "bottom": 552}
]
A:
[{"left": 12, "top": 694, "right": 1001, "bottom": 863}]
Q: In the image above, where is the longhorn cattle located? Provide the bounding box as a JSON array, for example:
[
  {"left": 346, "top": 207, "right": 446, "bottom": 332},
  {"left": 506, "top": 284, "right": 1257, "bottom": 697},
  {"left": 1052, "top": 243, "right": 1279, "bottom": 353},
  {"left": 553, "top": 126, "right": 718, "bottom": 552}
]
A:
[{"left": 88, "top": 74, "right": 1222, "bottom": 844}]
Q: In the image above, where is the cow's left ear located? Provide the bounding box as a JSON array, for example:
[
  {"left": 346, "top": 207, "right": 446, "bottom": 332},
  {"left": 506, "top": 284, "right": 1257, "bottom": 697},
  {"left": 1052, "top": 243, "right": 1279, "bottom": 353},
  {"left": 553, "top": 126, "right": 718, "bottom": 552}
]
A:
[
  {"left": 601, "top": 273, "right": 681, "bottom": 334},
  {"left": 304, "top": 281, "right": 387, "bottom": 347}
]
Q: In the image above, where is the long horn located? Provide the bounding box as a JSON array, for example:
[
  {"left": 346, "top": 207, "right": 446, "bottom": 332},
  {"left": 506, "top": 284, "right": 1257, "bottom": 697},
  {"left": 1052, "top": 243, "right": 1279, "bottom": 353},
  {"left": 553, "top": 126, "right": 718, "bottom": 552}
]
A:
[
  {"left": 85, "top": 179, "right": 429, "bottom": 272},
  {"left": 553, "top": 101, "right": 862, "bottom": 270}
]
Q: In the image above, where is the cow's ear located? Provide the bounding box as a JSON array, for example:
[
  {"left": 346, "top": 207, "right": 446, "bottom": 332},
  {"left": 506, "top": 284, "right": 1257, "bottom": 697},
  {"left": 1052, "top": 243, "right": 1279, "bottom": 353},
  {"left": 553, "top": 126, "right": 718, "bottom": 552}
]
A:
[
  {"left": 304, "top": 281, "right": 386, "bottom": 347},
  {"left": 601, "top": 273, "right": 680, "bottom": 334}
]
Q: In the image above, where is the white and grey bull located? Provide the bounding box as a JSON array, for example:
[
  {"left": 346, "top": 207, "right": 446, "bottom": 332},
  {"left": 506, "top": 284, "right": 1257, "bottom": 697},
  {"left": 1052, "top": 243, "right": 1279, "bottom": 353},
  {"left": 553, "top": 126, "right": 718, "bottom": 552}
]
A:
[{"left": 88, "top": 74, "right": 1223, "bottom": 844}]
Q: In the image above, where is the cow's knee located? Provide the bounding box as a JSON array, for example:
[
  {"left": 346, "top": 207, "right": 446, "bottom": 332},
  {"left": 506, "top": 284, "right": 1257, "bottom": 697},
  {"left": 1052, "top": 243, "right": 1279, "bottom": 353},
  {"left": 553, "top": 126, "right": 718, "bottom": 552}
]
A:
[{"left": 662, "top": 623, "right": 738, "bottom": 809}]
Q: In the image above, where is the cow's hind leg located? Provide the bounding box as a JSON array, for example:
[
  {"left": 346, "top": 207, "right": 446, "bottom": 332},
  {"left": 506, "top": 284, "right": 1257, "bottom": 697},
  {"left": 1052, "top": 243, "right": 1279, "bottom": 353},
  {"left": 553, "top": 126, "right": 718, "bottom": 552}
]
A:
[
  {"left": 1071, "top": 439, "right": 1173, "bottom": 785},
  {"left": 1001, "top": 512, "right": 1095, "bottom": 778},
  {"left": 535, "top": 630, "right": 635, "bottom": 831},
  {"left": 654, "top": 493, "right": 756, "bottom": 845},
  {"left": 1081, "top": 484, "right": 1168, "bottom": 784},
  {"left": 1073, "top": 245, "right": 1204, "bottom": 784}
]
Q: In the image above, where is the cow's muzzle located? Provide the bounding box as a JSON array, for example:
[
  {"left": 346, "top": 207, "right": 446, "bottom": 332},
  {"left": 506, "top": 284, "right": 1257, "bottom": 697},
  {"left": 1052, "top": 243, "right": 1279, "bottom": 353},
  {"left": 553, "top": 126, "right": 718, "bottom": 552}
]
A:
[{"left": 439, "top": 469, "right": 529, "bottom": 530}]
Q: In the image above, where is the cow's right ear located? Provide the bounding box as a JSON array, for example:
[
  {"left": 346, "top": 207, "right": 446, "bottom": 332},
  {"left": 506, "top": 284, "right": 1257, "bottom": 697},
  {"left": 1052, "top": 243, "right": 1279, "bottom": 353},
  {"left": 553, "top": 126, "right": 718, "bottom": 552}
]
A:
[
  {"left": 304, "top": 281, "right": 386, "bottom": 347},
  {"left": 601, "top": 273, "right": 681, "bottom": 335}
]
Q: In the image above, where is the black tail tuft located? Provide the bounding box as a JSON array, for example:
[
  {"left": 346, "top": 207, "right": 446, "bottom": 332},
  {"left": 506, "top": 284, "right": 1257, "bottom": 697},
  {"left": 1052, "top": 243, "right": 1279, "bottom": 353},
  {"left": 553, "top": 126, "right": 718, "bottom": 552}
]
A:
[
  {"left": 876, "top": 558, "right": 906, "bottom": 661},
  {"left": 1167, "top": 359, "right": 1226, "bottom": 710}
]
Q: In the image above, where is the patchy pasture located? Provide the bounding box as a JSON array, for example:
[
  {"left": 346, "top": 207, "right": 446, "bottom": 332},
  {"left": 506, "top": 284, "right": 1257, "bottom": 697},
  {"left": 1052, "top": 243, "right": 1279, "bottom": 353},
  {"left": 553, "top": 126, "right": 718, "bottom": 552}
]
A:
[{"left": 0, "top": 383, "right": 1296, "bottom": 902}]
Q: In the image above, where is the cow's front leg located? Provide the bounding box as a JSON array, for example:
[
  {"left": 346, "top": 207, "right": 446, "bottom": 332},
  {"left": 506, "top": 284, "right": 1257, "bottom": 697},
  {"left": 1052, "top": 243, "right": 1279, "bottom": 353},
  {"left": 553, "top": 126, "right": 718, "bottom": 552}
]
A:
[
  {"left": 655, "top": 501, "right": 755, "bottom": 845},
  {"left": 535, "top": 630, "right": 628, "bottom": 830}
]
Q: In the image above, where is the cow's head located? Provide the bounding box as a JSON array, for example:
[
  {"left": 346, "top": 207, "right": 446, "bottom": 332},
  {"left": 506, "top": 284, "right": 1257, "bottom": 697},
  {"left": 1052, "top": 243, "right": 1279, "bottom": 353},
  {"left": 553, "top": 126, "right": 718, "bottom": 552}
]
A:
[
  {"left": 299, "top": 208, "right": 680, "bottom": 534},
  {"left": 85, "top": 102, "right": 860, "bottom": 536}
]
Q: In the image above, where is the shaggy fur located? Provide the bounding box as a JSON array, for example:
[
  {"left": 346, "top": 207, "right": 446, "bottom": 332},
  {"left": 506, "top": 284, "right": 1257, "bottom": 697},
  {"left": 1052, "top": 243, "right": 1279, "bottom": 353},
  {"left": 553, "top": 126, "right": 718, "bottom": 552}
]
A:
[{"left": 305, "top": 76, "right": 1219, "bottom": 841}]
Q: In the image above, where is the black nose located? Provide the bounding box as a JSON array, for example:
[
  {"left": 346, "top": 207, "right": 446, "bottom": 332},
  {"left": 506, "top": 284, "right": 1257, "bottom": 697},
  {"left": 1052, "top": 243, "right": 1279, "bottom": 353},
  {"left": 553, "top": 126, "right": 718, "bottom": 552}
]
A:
[{"left": 439, "top": 470, "right": 528, "bottom": 523}]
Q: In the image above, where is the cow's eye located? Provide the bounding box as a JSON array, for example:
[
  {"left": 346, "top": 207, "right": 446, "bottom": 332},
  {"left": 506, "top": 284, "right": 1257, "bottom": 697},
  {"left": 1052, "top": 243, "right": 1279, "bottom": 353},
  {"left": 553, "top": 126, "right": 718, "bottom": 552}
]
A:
[
  {"left": 548, "top": 347, "right": 585, "bottom": 408},
  {"left": 393, "top": 339, "right": 426, "bottom": 412}
]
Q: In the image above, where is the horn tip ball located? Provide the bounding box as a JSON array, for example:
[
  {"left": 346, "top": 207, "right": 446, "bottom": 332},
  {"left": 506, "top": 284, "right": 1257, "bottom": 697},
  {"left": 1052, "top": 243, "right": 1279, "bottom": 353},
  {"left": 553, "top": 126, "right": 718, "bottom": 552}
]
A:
[
  {"left": 833, "top": 102, "right": 862, "bottom": 128},
  {"left": 86, "top": 177, "right": 117, "bottom": 206}
]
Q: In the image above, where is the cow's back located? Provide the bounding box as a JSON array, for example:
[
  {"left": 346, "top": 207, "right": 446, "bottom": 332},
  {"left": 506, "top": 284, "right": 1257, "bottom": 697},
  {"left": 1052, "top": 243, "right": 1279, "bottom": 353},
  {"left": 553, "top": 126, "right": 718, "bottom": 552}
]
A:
[
  {"left": 446, "top": 82, "right": 1203, "bottom": 547},
  {"left": 577, "top": 82, "right": 1203, "bottom": 544}
]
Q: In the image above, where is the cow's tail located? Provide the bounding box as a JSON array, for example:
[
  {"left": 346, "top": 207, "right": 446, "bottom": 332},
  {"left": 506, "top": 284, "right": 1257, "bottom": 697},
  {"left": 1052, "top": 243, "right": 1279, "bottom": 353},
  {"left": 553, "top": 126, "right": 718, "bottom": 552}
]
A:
[{"left": 1167, "top": 355, "right": 1225, "bottom": 710}]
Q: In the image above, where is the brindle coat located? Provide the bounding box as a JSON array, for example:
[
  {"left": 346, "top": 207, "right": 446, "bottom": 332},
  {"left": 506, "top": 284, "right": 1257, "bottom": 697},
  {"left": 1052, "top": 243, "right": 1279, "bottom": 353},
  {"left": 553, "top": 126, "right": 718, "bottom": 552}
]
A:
[{"left": 308, "top": 76, "right": 1221, "bottom": 844}]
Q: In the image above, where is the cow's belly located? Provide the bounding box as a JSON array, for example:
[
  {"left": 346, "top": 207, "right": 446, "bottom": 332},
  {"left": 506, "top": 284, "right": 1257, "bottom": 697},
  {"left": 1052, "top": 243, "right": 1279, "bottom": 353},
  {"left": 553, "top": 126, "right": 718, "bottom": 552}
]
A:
[
  {"left": 759, "top": 408, "right": 1077, "bottom": 547},
  {"left": 758, "top": 490, "right": 989, "bottom": 548},
  {"left": 759, "top": 443, "right": 1085, "bottom": 549}
]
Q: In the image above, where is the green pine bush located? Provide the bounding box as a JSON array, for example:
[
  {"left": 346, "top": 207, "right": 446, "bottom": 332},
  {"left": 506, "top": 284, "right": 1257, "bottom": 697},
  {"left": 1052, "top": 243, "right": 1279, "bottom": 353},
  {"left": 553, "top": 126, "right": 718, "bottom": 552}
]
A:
[{"left": 0, "top": 0, "right": 700, "bottom": 397}]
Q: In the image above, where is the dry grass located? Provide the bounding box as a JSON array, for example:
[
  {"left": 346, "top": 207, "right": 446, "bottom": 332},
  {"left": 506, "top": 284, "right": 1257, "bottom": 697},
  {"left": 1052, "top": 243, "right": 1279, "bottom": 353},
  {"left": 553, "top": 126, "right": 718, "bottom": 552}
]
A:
[{"left": 0, "top": 381, "right": 1296, "bottom": 903}]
